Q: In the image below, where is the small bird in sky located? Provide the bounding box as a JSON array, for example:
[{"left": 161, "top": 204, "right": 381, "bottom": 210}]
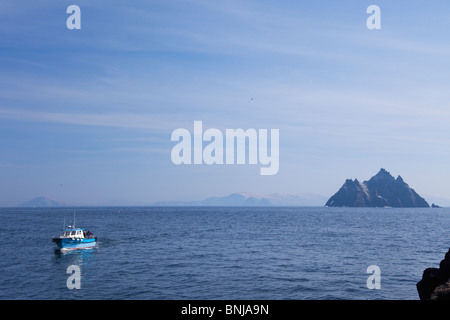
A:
[{"left": 249, "top": 98, "right": 253, "bottom": 103}]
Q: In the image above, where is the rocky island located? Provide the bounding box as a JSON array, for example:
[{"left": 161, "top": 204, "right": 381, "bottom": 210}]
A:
[{"left": 325, "top": 168, "right": 430, "bottom": 208}]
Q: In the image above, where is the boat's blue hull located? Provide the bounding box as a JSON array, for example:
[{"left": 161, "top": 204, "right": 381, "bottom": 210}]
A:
[{"left": 53, "top": 237, "right": 97, "bottom": 250}]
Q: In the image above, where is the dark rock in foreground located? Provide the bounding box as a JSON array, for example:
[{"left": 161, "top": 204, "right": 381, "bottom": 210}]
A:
[
  {"left": 325, "top": 168, "right": 430, "bottom": 208},
  {"left": 417, "top": 248, "right": 450, "bottom": 300}
]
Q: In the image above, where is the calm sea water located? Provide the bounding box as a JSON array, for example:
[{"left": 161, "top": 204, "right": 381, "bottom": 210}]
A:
[{"left": 0, "top": 206, "right": 449, "bottom": 300}]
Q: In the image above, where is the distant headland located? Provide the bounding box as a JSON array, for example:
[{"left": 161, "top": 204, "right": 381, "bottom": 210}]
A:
[
  {"left": 325, "top": 168, "right": 430, "bottom": 208},
  {"left": 20, "top": 196, "right": 69, "bottom": 207}
]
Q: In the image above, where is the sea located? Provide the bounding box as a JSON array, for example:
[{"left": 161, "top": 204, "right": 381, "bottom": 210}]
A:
[{"left": 0, "top": 206, "right": 449, "bottom": 300}]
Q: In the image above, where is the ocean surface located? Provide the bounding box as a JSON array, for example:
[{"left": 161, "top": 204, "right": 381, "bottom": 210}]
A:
[{"left": 0, "top": 206, "right": 449, "bottom": 300}]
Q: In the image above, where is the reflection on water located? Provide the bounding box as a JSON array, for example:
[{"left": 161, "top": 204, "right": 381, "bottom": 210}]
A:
[{"left": 53, "top": 247, "right": 96, "bottom": 267}]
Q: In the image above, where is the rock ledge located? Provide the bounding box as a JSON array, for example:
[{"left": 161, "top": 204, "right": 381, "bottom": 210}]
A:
[{"left": 417, "top": 248, "right": 450, "bottom": 300}]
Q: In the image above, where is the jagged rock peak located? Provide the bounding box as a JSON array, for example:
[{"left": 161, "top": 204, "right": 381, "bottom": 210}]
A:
[
  {"left": 395, "top": 175, "right": 407, "bottom": 185},
  {"left": 325, "top": 169, "right": 430, "bottom": 208},
  {"left": 370, "top": 168, "right": 395, "bottom": 181}
]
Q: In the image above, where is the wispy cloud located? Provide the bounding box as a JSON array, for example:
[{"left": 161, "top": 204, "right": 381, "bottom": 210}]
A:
[
  {"left": 0, "top": 107, "right": 185, "bottom": 131},
  {"left": 2, "top": 1, "right": 450, "bottom": 204}
]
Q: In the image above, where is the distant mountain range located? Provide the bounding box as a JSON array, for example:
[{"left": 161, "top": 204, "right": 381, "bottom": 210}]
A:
[
  {"left": 325, "top": 168, "right": 430, "bottom": 208},
  {"left": 19, "top": 177, "right": 449, "bottom": 207},
  {"left": 153, "top": 192, "right": 328, "bottom": 207},
  {"left": 18, "top": 193, "right": 328, "bottom": 207}
]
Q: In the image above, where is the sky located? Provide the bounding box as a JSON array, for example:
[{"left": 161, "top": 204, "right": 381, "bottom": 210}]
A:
[{"left": 1, "top": 0, "right": 450, "bottom": 206}]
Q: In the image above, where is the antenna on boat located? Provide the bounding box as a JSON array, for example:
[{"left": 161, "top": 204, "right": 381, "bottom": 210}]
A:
[{"left": 73, "top": 209, "right": 76, "bottom": 229}]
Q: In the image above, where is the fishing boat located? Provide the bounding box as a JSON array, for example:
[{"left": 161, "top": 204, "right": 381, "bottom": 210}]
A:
[{"left": 52, "top": 213, "right": 96, "bottom": 250}]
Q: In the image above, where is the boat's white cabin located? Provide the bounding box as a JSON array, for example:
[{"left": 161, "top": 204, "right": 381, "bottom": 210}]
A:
[{"left": 60, "top": 228, "right": 85, "bottom": 239}]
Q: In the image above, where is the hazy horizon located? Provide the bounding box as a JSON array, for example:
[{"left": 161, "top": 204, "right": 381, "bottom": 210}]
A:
[
  {"left": 11, "top": 187, "right": 450, "bottom": 208},
  {"left": 2, "top": 1, "right": 450, "bottom": 206}
]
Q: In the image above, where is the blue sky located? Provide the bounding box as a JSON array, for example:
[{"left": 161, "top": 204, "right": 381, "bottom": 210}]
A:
[{"left": 1, "top": 1, "right": 450, "bottom": 206}]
